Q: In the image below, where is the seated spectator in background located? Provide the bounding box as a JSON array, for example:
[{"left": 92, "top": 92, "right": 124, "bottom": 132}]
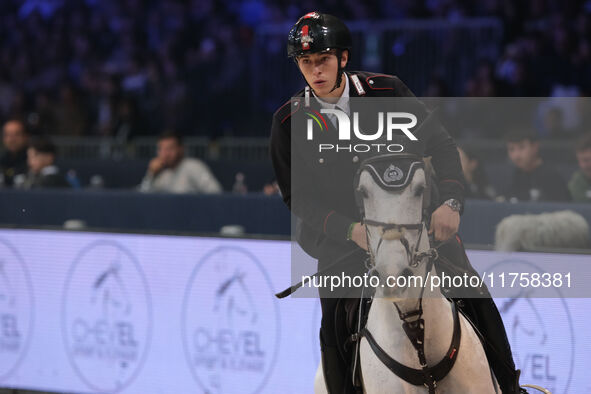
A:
[
  {"left": 139, "top": 131, "right": 222, "bottom": 194},
  {"left": 568, "top": 133, "right": 591, "bottom": 202},
  {"left": 15, "top": 137, "right": 70, "bottom": 189},
  {"left": 0, "top": 119, "right": 29, "bottom": 186},
  {"left": 457, "top": 147, "right": 496, "bottom": 199},
  {"left": 263, "top": 180, "right": 280, "bottom": 196},
  {"left": 504, "top": 131, "right": 570, "bottom": 202}
]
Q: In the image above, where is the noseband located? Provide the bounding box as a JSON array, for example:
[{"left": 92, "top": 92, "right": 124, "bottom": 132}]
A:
[{"left": 362, "top": 217, "right": 438, "bottom": 269}]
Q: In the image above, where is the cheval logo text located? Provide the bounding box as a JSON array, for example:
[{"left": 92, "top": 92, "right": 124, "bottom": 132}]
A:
[
  {"left": 62, "top": 241, "right": 152, "bottom": 392},
  {"left": 0, "top": 239, "right": 33, "bottom": 382},
  {"left": 182, "top": 246, "right": 280, "bottom": 394}
]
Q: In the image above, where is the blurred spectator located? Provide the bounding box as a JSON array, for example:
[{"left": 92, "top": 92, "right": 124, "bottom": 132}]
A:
[
  {"left": 0, "top": 119, "right": 29, "bottom": 186},
  {"left": 263, "top": 180, "right": 280, "bottom": 196},
  {"left": 568, "top": 133, "right": 591, "bottom": 202},
  {"left": 457, "top": 147, "right": 496, "bottom": 199},
  {"left": 53, "top": 84, "right": 87, "bottom": 135},
  {"left": 0, "top": 1, "right": 589, "bottom": 138},
  {"left": 232, "top": 172, "right": 248, "bottom": 194},
  {"left": 139, "top": 131, "right": 222, "bottom": 194},
  {"left": 504, "top": 130, "right": 570, "bottom": 202},
  {"left": 464, "top": 60, "right": 503, "bottom": 97},
  {"left": 15, "top": 136, "right": 70, "bottom": 189},
  {"left": 541, "top": 106, "right": 567, "bottom": 139}
]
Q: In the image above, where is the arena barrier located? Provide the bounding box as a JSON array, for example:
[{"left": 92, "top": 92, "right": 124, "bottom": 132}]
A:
[
  {"left": 0, "top": 227, "right": 588, "bottom": 393},
  {"left": 1, "top": 190, "right": 590, "bottom": 246}
]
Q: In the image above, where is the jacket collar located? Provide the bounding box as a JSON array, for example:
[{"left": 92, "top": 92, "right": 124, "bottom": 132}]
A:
[{"left": 348, "top": 72, "right": 366, "bottom": 97}]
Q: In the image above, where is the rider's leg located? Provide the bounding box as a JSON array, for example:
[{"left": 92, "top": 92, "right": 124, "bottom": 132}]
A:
[
  {"left": 319, "top": 312, "right": 347, "bottom": 394},
  {"left": 318, "top": 251, "right": 366, "bottom": 394},
  {"left": 461, "top": 296, "right": 523, "bottom": 393},
  {"left": 437, "top": 236, "right": 524, "bottom": 394}
]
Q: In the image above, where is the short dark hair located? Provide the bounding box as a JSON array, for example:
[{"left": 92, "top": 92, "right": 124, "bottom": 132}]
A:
[
  {"left": 503, "top": 128, "right": 538, "bottom": 144},
  {"left": 29, "top": 137, "right": 57, "bottom": 155},
  {"left": 575, "top": 133, "right": 591, "bottom": 153},
  {"left": 157, "top": 130, "right": 183, "bottom": 146}
]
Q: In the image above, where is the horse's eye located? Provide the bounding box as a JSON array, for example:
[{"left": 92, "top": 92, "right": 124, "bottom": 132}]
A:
[
  {"left": 358, "top": 186, "right": 368, "bottom": 198},
  {"left": 414, "top": 184, "right": 425, "bottom": 197}
]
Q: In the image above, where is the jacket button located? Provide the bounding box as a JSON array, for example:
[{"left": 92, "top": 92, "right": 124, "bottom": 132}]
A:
[
  {"left": 353, "top": 155, "right": 359, "bottom": 163},
  {"left": 319, "top": 158, "right": 324, "bottom": 164}
]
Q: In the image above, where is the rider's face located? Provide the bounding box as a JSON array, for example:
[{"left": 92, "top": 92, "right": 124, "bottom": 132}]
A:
[{"left": 297, "top": 50, "right": 348, "bottom": 98}]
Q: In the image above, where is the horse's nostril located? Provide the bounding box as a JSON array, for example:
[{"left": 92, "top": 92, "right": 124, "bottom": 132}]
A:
[
  {"left": 373, "top": 271, "right": 383, "bottom": 283},
  {"left": 399, "top": 268, "right": 413, "bottom": 279}
]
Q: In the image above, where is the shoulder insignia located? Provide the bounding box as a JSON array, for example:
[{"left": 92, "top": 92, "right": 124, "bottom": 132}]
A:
[
  {"left": 350, "top": 74, "right": 366, "bottom": 95},
  {"left": 366, "top": 74, "right": 395, "bottom": 90},
  {"left": 275, "top": 98, "right": 302, "bottom": 124}
]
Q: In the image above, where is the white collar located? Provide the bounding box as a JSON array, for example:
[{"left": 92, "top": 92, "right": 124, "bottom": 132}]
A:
[{"left": 312, "top": 73, "right": 350, "bottom": 114}]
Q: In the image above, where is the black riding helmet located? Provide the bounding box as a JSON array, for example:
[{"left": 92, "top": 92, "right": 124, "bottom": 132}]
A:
[{"left": 287, "top": 12, "right": 353, "bottom": 92}]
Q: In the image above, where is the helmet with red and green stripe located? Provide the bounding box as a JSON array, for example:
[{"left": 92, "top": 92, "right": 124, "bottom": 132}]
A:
[
  {"left": 287, "top": 12, "right": 352, "bottom": 91},
  {"left": 287, "top": 12, "right": 352, "bottom": 58}
]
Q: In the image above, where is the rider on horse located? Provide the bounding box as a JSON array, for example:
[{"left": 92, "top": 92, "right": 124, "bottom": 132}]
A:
[{"left": 269, "top": 11, "right": 526, "bottom": 393}]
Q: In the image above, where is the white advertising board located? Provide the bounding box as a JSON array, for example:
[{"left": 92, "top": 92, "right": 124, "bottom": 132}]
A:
[{"left": 0, "top": 229, "right": 588, "bottom": 393}]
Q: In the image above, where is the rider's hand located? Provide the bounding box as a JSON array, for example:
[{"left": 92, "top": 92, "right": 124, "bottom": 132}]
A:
[
  {"left": 350, "top": 222, "right": 368, "bottom": 251},
  {"left": 429, "top": 204, "right": 460, "bottom": 241}
]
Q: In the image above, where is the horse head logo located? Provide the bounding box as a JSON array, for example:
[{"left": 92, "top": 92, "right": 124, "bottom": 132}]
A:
[
  {"left": 214, "top": 269, "right": 257, "bottom": 328},
  {"left": 91, "top": 262, "right": 132, "bottom": 320},
  {"left": 500, "top": 294, "right": 548, "bottom": 347}
]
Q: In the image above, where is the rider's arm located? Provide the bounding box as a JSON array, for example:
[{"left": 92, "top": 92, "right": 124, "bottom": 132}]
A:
[
  {"left": 270, "top": 108, "right": 355, "bottom": 241},
  {"left": 391, "top": 77, "right": 466, "bottom": 212},
  {"left": 424, "top": 127, "right": 466, "bottom": 212}
]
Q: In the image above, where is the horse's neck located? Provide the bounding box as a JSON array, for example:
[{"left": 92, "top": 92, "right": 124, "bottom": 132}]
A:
[{"left": 366, "top": 287, "right": 454, "bottom": 367}]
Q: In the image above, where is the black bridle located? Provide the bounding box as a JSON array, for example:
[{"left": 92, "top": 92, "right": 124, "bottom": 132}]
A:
[{"left": 362, "top": 216, "right": 437, "bottom": 269}]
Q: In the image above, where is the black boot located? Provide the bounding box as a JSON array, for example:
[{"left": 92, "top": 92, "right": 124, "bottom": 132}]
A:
[
  {"left": 457, "top": 297, "right": 525, "bottom": 393},
  {"left": 320, "top": 330, "right": 361, "bottom": 394},
  {"left": 436, "top": 238, "right": 525, "bottom": 393},
  {"left": 514, "top": 369, "right": 529, "bottom": 393},
  {"left": 320, "top": 331, "right": 348, "bottom": 394}
]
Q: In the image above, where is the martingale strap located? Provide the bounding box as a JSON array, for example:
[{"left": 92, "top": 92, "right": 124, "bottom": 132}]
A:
[{"left": 359, "top": 301, "right": 461, "bottom": 392}]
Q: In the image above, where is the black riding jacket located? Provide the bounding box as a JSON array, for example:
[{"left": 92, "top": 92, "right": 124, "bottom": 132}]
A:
[{"left": 269, "top": 71, "right": 466, "bottom": 259}]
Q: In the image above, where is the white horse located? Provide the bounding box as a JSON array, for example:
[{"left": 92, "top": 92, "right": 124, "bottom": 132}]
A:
[{"left": 315, "top": 155, "right": 499, "bottom": 393}]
